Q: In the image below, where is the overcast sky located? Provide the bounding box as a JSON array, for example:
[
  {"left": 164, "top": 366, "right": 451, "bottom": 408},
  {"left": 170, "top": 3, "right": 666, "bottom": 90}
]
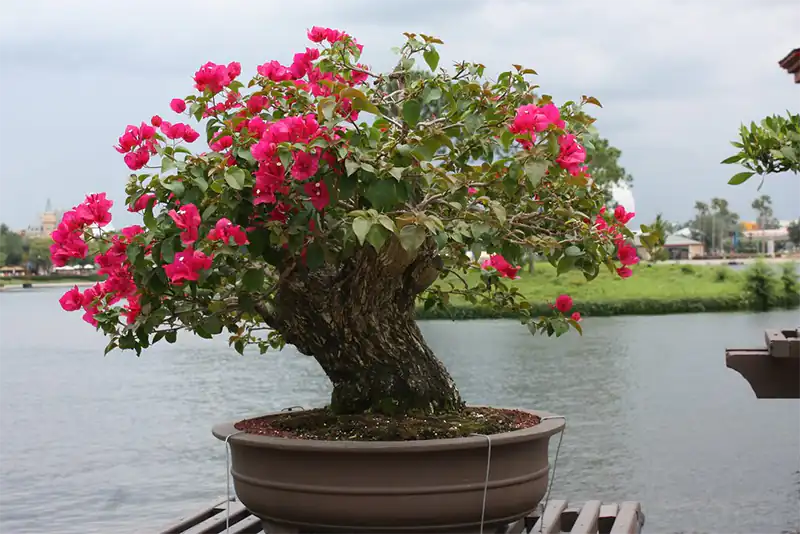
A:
[{"left": 1, "top": 0, "right": 798, "bottom": 231}]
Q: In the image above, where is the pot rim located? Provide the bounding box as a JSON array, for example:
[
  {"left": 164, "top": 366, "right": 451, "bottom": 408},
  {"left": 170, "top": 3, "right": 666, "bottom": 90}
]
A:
[{"left": 212, "top": 406, "right": 565, "bottom": 453}]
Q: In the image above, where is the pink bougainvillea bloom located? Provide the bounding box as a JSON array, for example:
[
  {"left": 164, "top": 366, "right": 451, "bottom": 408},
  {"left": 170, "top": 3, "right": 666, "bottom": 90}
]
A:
[
  {"left": 164, "top": 248, "right": 213, "bottom": 285},
  {"left": 170, "top": 98, "right": 186, "bottom": 113},
  {"left": 307, "top": 26, "right": 328, "bottom": 42},
  {"left": 193, "top": 62, "right": 233, "bottom": 93},
  {"left": 183, "top": 126, "right": 200, "bottom": 143},
  {"left": 257, "top": 60, "right": 293, "bottom": 82},
  {"left": 555, "top": 134, "right": 587, "bottom": 174},
  {"left": 571, "top": 312, "right": 582, "bottom": 322},
  {"left": 617, "top": 266, "right": 633, "bottom": 279},
  {"left": 617, "top": 245, "right": 639, "bottom": 266},
  {"left": 59, "top": 286, "right": 84, "bottom": 311},
  {"left": 227, "top": 61, "right": 242, "bottom": 79},
  {"left": 304, "top": 180, "right": 330, "bottom": 210},
  {"left": 168, "top": 203, "right": 201, "bottom": 245},
  {"left": 291, "top": 151, "right": 319, "bottom": 181},
  {"left": 128, "top": 193, "right": 156, "bottom": 212},
  {"left": 468, "top": 187, "right": 478, "bottom": 195},
  {"left": 614, "top": 205, "right": 635, "bottom": 224},
  {"left": 247, "top": 94, "right": 268, "bottom": 114},
  {"left": 121, "top": 225, "right": 144, "bottom": 240},
  {"left": 481, "top": 254, "right": 520, "bottom": 279},
  {"left": 151, "top": 115, "right": 163, "bottom": 127},
  {"left": 209, "top": 135, "right": 233, "bottom": 152},
  {"left": 208, "top": 218, "right": 249, "bottom": 246},
  {"left": 246, "top": 116, "right": 267, "bottom": 137},
  {"left": 160, "top": 122, "right": 187, "bottom": 140},
  {"left": 120, "top": 296, "right": 142, "bottom": 325},
  {"left": 555, "top": 294, "right": 573, "bottom": 313},
  {"left": 76, "top": 193, "right": 113, "bottom": 227}
]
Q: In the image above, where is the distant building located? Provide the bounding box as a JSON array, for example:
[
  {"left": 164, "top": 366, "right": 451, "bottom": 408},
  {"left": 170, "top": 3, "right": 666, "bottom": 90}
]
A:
[
  {"left": 779, "top": 48, "right": 800, "bottom": 84},
  {"left": 22, "top": 199, "right": 61, "bottom": 238},
  {"left": 634, "top": 234, "right": 705, "bottom": 260}
]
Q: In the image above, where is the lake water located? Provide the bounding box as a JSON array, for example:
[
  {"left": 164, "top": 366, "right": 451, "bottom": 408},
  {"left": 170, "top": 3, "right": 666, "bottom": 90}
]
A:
[{"left": 0, "top": 288, "right": 798, "bottom": 533}]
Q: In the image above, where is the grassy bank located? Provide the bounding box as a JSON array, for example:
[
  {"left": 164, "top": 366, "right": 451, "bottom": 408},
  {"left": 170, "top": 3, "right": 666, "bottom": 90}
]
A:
[{"left": 417, "top": 262, "right": 798, "bottom": 319}]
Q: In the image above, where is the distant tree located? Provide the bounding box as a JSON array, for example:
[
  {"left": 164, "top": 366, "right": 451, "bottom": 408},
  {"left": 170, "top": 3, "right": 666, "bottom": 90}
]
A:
[
  {"left": 788, "top": 219, "right": 800, "bottom": 247},
  {"left": 0, "top": 224, "right": 24, "bottom": 266},
  {"left": 23, "top": 237, "right": 53, "bottom": 274},
  {"left": 689, "top": 198, "right": 740, "bottom": 253}
]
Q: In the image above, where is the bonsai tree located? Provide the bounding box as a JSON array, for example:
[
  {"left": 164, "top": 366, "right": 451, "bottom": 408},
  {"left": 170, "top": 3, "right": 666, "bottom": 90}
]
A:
[{"left": 53, "top": 28, "right": 646, "bottom": 419}]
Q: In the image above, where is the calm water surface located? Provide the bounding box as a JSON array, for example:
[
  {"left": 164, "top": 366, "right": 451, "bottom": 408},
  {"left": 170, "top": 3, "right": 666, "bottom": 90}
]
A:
[{"left": 0, "top": 288, "right": 798, "bottom": 533}]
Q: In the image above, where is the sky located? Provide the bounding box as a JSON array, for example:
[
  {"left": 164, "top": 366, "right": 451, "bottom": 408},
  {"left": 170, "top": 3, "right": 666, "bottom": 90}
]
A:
[{"left": 0, "top": 0, "right": 798, "bottom": 231}]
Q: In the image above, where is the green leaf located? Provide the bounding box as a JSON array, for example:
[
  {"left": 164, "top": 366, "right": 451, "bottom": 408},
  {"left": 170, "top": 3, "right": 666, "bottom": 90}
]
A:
[
  {"left": 556, "top": 255, "right": 576, "bottom": 275},
  {"left": 163, "top": 180, "right": 185, "bottom": 197},
  {"left": 388, "top": 167, "right": 405, "bottom": 180},
  {"left": 490, "top": 202, "right": 506, "bottom": 224},
  {"left": 524, "top": 161, "right": 548, "bottom": 187},
  {"left": 377, "top": 215, "right": 397, "bottom": 233},
  {"left": 728, "top": 171, "right": 754, "bottom": 185},
  {"left": 464, "top": 113, "right": 484, "bottom": 134},
  {"left": 225, "top": 167, "right": 246, "bottom": 190},
  {"left": 305, "top": 241, "right": 325, "bottom": 270},
  {"left": 423, "top": 47, "right": 440, "bottom": 71},
  {"left": 237, "top": 147, "right": 256, "bottom": 165},
  {"left": 422, "top": 87, "right": 442, "bottom": 104},
  {"left": 201, "top": 316, "right": 223, "bottom": 335},
  {"left": 192, "top": 174, "right": 208, "bottom": 192},
  {"left": 165, "top": 331, "right": 177, "bottom": 344},
  {"left": 318, "top": 97, "right": 337, "bottom": 121},
  {"left": 398, "top": 224, "right": 427, "bottom": 252},
  {"left": 161, "top": 157, "right": 176, "bottom": 174},
  {"left": 242, "top": 269, "right": 265, "bottom": 291},
  {"left": 161, "top": 236, "right": 176, "bottom": 263},
  {"left": 345, "top": 159, "right": 359, "bottom": 177},
  {"left": 720, "top": 154, "right": 743, "bottom": 164},
  {"left": 352, "top": 218, "right": 372, "bottom": 245},
  {"left": 364, "top": 180, "right": 398, "bottom": 210},
  {"left": 564, "top": 245, "right": 583, "bottom": 257},
  {"left": 403, "top": 100, "right": 422, "bottom": 127},
  {"left": 366, "top": 224, "right": 389, "bottom": 251}
]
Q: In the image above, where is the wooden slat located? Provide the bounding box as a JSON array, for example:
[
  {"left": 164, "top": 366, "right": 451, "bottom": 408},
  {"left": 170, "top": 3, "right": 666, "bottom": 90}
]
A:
[
  {"left": 497, "top": 517, "right": 527, "bottom": 534},
  {"left": 571, "top": 500, "right": 602, "bottom": 534},
  {"left": 160, "top": 499, "right": 227, "bottom": 534},
  {"left": 530, "top": 500, "right": 567, "bottom": 534},
  {"left": 598, "top": 503, "right": 619, "bottom": 534},
  {"left": 227, "top": 514, "right": 263, "bottom": 534},
  {"left": 261, "top": 521, "right": 301, "bottom": 534},
  {"left": 609, "top": 501, "right": 643, "bottom": 534},
  {"left": 182, "top": 500, "right": 250, "bottom": 534}
]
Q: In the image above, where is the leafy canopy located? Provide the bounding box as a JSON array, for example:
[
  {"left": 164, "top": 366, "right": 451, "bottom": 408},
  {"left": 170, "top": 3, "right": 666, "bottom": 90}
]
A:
[{"left": 51, "top": 28, "right": 652, "bottom": 356}]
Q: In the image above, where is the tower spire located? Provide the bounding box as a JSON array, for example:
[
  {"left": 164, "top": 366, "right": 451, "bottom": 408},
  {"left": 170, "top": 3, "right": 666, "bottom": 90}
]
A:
[{"left": 45, "top": 198, "right": 53, "bottom": 212}]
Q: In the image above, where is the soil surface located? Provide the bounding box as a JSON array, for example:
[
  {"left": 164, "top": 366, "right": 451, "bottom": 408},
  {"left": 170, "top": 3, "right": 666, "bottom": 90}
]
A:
[{"left": 234, "top": 406, "right": 541, "bottom": 441}]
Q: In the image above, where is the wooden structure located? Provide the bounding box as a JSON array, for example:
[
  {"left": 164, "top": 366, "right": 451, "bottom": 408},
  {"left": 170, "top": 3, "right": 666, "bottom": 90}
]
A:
[
  {"left": 158, "top": 497, "right": 645, "bottom": 534},
  {"left": 726, "top": 328, "right": 800, "bottom": 399},
  {"left": 779, "top": 48, "right": 800, "bottom": 84}
]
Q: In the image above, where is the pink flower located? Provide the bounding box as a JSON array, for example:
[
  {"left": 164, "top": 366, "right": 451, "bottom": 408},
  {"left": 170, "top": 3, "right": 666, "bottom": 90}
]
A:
[
  {"left": 164, "top": 248, "right": 213, "bottom": 285},
  {"left": 121, "top": 296, "right": 142, "bottom": 325},
  {"left": 291, "top": 151, "right": 319, "bottom": 181},
  {"left": 227, "top": 61, "right": 242, "bottom": 80},
  {"left": 614, "top": 205, "right": 635, "bottom": 225},
  {"left": 571, "top": 312, "right": 582, "bottom": 322},
  {"left": 170, "top": 99, "right": 187, "bottom": 113},
  {"left": 555, "top": 294, "right": 573, "bottom": 313},
  {"left": 481, "top": 254, "right": 520, "bottom": 279},
  {"left": 76, "top": 193, "right": 113, "bottom": 227},
  {"left": 247, "top": 116, "right": 267, "bottom": 137},
  {"left": 210, "top": 135, "right": 233, "bottom": 152},
  {"left": 247, "top": 94, "right": 268, "bottom": 114},
  {"left": 617, "top": 266, "right": 633, "bottom": 279},
  {"left": 307, "top": 26, "right": 328, "bottom": 42},
  {"left": 151, "top": 115, "right": 163, "bottom": 127},
  {"left": 129, "top": 193, "right": 156, "bottom": 212},
  {"left": 160, "top": 122, "right": 188, "bottom": 140},
  {"left": 121, "top": 225, "right": 144, "bottom": 240},
  {"left": 555, "top": 134, "right": 586, "bottom": 174},
  {"left": 509, "top": 103, "right": 565, "bottom": 136},
  {"left": 168, "top": 203, "right": 201, "bottom": 245},
  {"left": 617, "top": 245, "right": 639, "bottom": 267},
  {"left": 183, "top": 127, "right": 200, "bottom": 143},
  {"left": 194, "top": 62, "right": 233, "bottom": 93},
  {"left": 304, "top": 180, "right": 330, "bottom": 210},
  {"left": 207, "top": 218, "right": 249, "bottom": 246},
  {"left": 59, "top": 286, "right": 84, "bottom": 311},
  {"left": 50, "top": 235, "right": 88, "bottom": 267},
  {"left": 257, "top": 60, "right": 293, "bottom": 82},
  {"left": 468, "top": 187, "right": 478, "bottom": 196}
]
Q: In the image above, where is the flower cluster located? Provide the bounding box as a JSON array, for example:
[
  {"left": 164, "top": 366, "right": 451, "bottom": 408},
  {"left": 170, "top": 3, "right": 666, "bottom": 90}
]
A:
[{"left": 592, "top": 205, "right": 639, "bottom": 278}]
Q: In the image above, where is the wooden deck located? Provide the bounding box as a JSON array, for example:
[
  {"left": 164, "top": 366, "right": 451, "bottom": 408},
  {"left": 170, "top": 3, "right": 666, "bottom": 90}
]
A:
[{"left": 159, "top": 497, "right": 645, "bottom": 534}]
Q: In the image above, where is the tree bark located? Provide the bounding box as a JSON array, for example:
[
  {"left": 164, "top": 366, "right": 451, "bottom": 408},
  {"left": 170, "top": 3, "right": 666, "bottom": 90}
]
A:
[{"left": 259, "top": 238, "right": 464, "bottom": 416}]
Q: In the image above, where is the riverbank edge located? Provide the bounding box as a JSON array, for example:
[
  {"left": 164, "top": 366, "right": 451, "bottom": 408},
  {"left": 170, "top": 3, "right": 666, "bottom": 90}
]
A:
[{"left": 415, "top": 295, "right": 800, "bottom": 319}]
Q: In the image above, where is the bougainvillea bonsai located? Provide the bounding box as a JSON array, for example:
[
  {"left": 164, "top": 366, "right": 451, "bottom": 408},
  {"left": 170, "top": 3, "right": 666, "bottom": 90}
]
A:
[{"left": 53, "top": 28, "right": 647, "bottom": 431}]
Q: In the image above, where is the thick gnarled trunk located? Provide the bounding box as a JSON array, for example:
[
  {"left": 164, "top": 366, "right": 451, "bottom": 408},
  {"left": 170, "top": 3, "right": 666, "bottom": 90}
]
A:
[{"left": 261, "top": 238, "right": 463, "bottom": 416}]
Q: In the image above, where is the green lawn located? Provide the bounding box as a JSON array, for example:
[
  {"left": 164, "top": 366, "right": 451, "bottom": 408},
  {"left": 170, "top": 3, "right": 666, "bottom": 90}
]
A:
[{"left": 420, "top": 263, "right": 748, "bottom": 318}]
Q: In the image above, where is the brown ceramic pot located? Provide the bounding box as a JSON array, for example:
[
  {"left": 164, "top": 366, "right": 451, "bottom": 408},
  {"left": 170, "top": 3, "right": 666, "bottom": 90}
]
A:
[{"left": 212, "top": 408, "right": 564, "bottom": 533}]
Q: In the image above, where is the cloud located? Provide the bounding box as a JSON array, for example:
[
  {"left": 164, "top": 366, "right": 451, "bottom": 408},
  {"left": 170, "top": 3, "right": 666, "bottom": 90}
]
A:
[{"left": 0, "top": 0, "right": 798, "bottom": 230}]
